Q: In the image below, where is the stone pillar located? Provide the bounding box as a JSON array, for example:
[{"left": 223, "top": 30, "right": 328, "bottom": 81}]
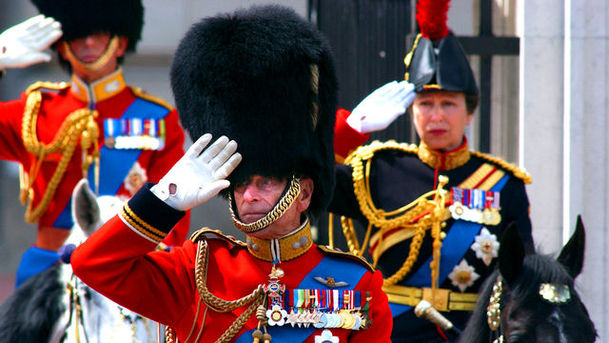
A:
[
  {"left": 564, "top": 0, "right": 609, "bottom": 340},
  {"left": 520, "top": 0, "right": 608, "bottom": 340}
]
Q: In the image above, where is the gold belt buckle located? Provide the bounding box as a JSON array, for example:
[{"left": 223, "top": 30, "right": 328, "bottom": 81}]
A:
[{"left": 422, "top": 287, "right": 450, "bottom": 312}]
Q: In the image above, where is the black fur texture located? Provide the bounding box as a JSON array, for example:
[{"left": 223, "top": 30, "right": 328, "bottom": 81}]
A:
[
  {"left": 31, "top": 0, "right": 144, "bottom": 52},
  {"left": 170, "top": 5, "right": 338, "bottom": 217}
]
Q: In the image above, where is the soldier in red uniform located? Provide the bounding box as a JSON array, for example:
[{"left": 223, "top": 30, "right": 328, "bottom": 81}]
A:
[
  {"left": 71, "top": 5, "right": 392, "bottom": 342},
  {"left": 0, "top": 0, "right": 188, "bottom": 287}
]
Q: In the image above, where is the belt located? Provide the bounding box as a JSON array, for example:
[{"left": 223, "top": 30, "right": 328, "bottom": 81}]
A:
[{"left": 383, "top": 284, "right": 478, "bottom": 312}]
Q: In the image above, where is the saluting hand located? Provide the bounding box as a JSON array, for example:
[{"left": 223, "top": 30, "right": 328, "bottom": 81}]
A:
[
  {"left": 347, "top": 80, "right": 416, "bottom": 134},
  {"left": 151, "top": 134, "right": 242, "bottom": 211},
  {"left": 0, "top": 15, "right": 63, "bottom": 71}
]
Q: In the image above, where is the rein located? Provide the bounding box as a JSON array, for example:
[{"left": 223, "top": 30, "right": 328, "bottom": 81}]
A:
[{"left": 62, "top": 270, "right": 154, "bottom": 342}]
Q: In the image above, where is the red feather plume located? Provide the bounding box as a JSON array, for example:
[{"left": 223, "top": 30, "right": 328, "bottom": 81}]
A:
[{"left": 415, "top": 0, "right": 451, "bottom": 41}]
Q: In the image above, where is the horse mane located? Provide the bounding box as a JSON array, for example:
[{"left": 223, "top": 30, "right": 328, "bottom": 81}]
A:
[
  {"left": 460, "top": 252, "right": 596, "bottom": 343},
  {"left": 0, "top": 266, "right": 65, "bottom": 342}
]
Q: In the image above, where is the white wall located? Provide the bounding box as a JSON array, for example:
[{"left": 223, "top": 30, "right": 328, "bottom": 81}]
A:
[{"left": 520, "top": 0, "right": 608, "bottom": 340}]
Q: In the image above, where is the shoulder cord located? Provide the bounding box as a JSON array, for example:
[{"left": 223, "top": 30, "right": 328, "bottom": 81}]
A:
[
  {"left": 191, "top": 240, "right": 265, "bottom": 343},
  {"left": 340, "top": 141, "right": 451, "bottom": 287},
  {"left": 20, "top": 90, "right": 99, "bottom": 223}
]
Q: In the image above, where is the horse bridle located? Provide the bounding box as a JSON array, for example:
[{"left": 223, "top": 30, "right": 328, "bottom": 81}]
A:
[
  {"left": 61, "top": 272, "right": 154, "bottom": 343},
  {"left": 486, "top": 276, "right": 572, "bottom": 343}
]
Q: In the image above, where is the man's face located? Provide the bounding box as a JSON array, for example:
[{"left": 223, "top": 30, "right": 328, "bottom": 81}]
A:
[
  {"left": 233, "top": 176, "right": 287, "bottom": 224},
  {"left": 412, "top": 91, "right": 473, "bottom": 151},
  {"left": 233, "top": 175, "right": 313, "bottom": 239},
  {"left": 58, "top": 32, "right": 128, "bottom": 83}
]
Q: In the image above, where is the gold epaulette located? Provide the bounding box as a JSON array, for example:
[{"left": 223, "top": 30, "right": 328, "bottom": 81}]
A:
[
  {"left": 317, "top": 245, "right": 374, "bottom": 272},
  {"left": 470, "top": 151, "right": 532, "bottom": 184},
  {"left": 344, "top": 140, "right": 418, "bottom": 165},
  {"left": 25, "top": 81, "right": 70, "bottom": 95},
  {"left": 130, "top": 86, "right": 174, "bottom": 111},
  {"left": 190, "top": 227, "right": 247, "bottom": 247}
]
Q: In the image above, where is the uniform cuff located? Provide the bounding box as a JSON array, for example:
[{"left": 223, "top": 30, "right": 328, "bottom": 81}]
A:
[
  {"left": 120, "top": 182, "right": 186, "bottom": 243},
  {"left": 334, "top": 109, "right": 370, "bottom": 163}
]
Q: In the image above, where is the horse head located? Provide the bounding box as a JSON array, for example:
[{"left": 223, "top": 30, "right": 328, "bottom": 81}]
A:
[
  {"left": 50, "top": 178, "right": 159, "bottom": 343},
  {"left": 460, "top": 216, "right": 597, "bottom": 343}
]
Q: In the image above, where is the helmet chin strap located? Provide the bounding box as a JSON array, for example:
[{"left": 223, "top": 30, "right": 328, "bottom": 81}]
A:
[
  {"left": 228, "top": 176, "right": 301, "bottom": 234},
  {"left": 62, "top": 36, "right": 120, "bottom": 73}
]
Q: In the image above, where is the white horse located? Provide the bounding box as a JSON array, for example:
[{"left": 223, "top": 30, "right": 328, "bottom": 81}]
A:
[{"left": 0, "top": 179, "right": 160, "bottom": 343}]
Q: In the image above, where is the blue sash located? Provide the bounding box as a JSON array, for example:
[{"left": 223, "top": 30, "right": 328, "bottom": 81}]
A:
[
  {"left": 52, "top": 98, "right": 169, "bottom": 228},
  {"left": 389, "top": 174, "right": 510, "bottom": 317},
  {"left": 235, "top": 254, "right": 368, "bottom": 342}
]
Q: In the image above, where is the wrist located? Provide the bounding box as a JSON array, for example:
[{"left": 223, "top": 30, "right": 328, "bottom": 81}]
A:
[
  {"left": 345, "top": 110, "right": 364, "bottom": 134},
  {"left": 150, "top": 181, "right": 181, "bottom": 210}
]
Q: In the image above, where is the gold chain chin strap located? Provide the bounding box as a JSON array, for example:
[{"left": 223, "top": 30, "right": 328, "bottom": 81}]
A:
[
  {"left": 61, "top": 36, "right": 120, "bottom": 72},
  {"left": 193, "top": 240, "right": 265, "bottom": 343},
  {"left": 228, "top": 177, "right": 301, "bottom": 233},
  {"left": 338, "top": 141, "right": 451, "bottom": 286},
  {"left": 20, "top": 90, "right": 99, "bottom": 223}
]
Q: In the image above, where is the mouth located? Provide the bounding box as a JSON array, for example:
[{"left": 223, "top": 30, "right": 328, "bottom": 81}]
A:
[
  {"left": 79, "top": 55, "right": 100, "bottom": 63},
  {"left": 239, "top": 212, "right": 268, "bottom": 223},
  {"left": 428, "top": 129, "right": 447, "bottom": 136}
]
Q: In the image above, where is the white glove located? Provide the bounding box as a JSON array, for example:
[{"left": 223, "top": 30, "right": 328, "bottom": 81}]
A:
[
  {"left": 0, "top": 15, "right": 63, "bottom": 71},
  {"left": 346, "top": 80, "right": 416, "bottom": 134},
  {"left": 151, "top": 134, "right": 242, "bottom": 211}
]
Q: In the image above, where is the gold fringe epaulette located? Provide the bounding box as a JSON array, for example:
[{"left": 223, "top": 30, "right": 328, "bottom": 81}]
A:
[
  {"left": 25, "top": 81, "right": 70, "bottom": 95},
  {"left": 344, "top": 140, "right": 418, "bottom": 165},
  {"left": 317, "top": 245, "right": 375, "bottom": 272},
  {"left": 130, "top": 86, "right": 174, "bottom": 111},
  {"left": 190, "top": 227, "right": 247, "bottom": 247},
  {"left": 470, "top": 151, "right": 532, "bottom": 184}
]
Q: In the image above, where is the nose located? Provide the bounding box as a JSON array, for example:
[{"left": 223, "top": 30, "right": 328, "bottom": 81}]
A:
[
  {"left": 428, "top": 104, "right": 444, "bottom": 122},
  {"left": 241, "top": 183, "right": 261, "bottom": 202}
]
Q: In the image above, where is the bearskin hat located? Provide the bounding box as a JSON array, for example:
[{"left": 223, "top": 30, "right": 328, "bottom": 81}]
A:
[
  {"left": 170, "top": 5, "right": 338, "bottom": 217},
  {"left": 405, "top": 0, "right": 478, "bottom": 95},
  {"left": 31, "top": 0, "right": 144, "bottom": 52}
]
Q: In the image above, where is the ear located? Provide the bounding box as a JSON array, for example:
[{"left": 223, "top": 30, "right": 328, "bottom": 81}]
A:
[
  {"left": 556, "top": 215, "right": 585, "bottom": 278},
  {"left": 498, "top": 222, "right": 525, "bottom": 286},
  {"left": 295, "top": 178, "right": 314, "bottom": 213},
  {"left": 116, "top": 36, "right": 129, "bottom": 58},
  {"left": 71, "top": 179, "right": 101, "bottom": 236},
  {"left": 465, "top": 113, "right": 474, "bottom": 126}
]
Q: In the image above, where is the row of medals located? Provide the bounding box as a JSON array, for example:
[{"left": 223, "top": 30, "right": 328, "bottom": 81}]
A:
[
  {"left": 448, "top": 201, "right": 501, "bottom": 225},
  {"left": 274, "top": 308, "right": 367, "bottom": 330}
]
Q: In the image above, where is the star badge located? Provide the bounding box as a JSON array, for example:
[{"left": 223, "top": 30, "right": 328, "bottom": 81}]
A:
[
  {"left": 448, "top": 260, "right": 480, "bottom": 292},
  {"left": 471, "top": 227, "right": 499, "bottom": 266}
]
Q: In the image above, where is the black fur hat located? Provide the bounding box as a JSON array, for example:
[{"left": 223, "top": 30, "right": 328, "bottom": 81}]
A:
[
  {"left": 31, "top": 0, "right": 144, "bottom": 52},
  {"left": 171, "top": 5, "right": 338, "bottom": 217}
]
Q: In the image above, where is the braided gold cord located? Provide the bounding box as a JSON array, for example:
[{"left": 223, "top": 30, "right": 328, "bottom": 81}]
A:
[
  {"left": 164, "top": 326, "right": 177, "bottom": 343},
  {"left": 194, "top": 240, "right": 266, "bottom": 343},
  {"left": 341, "top": 217, "right": 361, "bottom": 255},
  {"left": 340, "top": 141, "right": 452, "bottom": 286},
  {"left": 229, "top": 177, "right": 301, "bottom": 233},
  {"left": 20, "top": 90, "right": 99, "bottom": 223},
  {"left": 383, "top": 225, "right": 427, "bottom": 286}
]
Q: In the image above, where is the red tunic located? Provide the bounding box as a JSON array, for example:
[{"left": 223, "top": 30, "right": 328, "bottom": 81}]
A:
[
  {"left": 0, "top": 69, "right": 189, "bottom": 245},
  {"left": 71, "top": 185, "right": 393, "bottom": 342}
]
